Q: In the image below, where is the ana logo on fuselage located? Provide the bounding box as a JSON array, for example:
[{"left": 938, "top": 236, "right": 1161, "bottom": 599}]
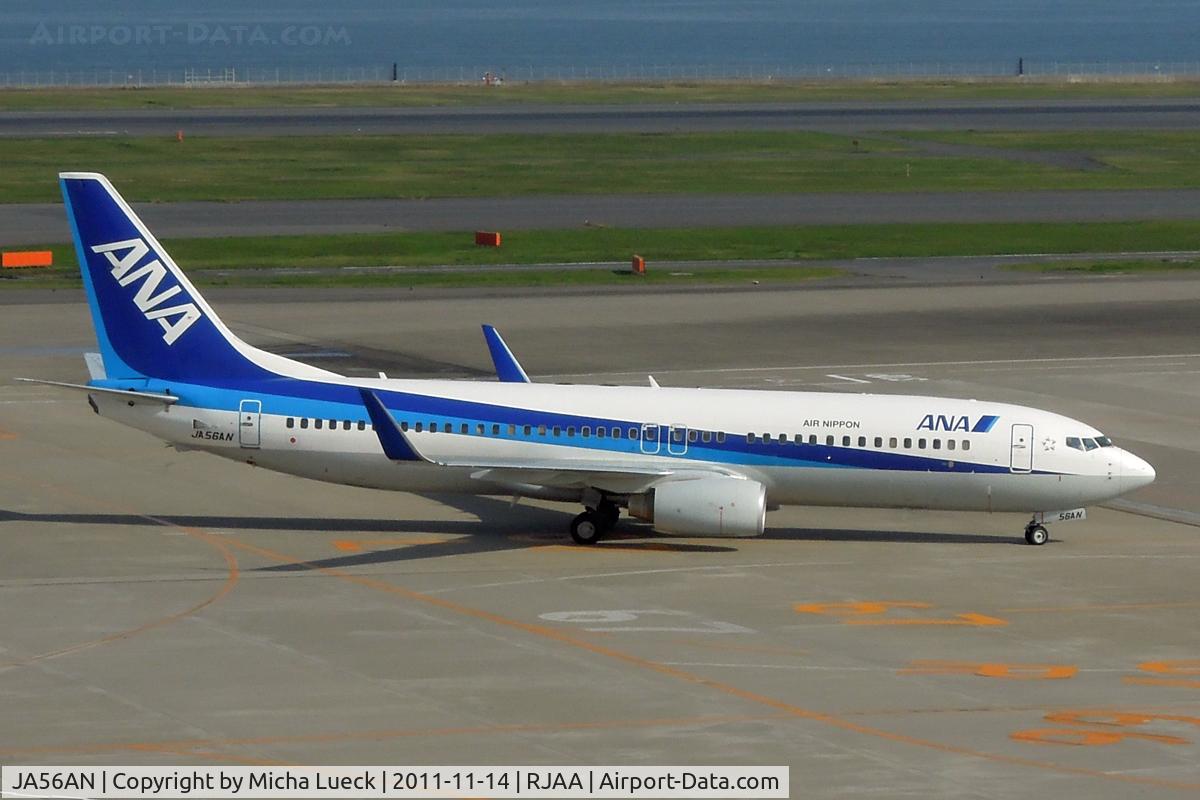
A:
[
  {"left": 91, "top": 239, "right": 201, "bottom": 345},
  {"left": 917, "top": 414, "right": 999, "bottom": 433}
]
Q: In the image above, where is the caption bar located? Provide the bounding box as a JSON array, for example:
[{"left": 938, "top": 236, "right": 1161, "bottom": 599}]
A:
[{"left": 2, "top": 766, "right": 788, "bottom": 799}]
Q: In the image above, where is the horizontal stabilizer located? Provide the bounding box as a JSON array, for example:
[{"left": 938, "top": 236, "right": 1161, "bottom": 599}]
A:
[
  {"left": 359, "top": 388, "right": 426, "bottom": 462},
  {"left": 15, "top": 378, "right": 178, "bottom": 404},
  {"left": 482, "top": 325, "right": 531, "bottom": 383}
]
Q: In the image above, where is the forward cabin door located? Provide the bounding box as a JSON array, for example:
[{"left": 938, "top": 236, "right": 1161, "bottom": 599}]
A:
[
  {"left": 1010, "top": 423, "right": 1033, "bottom": 473},
  {"left": 238, "top": 399, "right": 262, "bottom": 449}
]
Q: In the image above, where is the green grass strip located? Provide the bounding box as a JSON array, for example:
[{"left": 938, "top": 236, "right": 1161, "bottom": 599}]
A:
[{"left": 4, "top": 79, "right": 1200, "bottom": 111}]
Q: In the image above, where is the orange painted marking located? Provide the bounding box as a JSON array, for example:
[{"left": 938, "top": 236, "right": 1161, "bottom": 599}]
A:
[
  {"left": 2, "top": 250, "right": 53, "bottom": 268},
  {"left": 332, "top": 536, "right": 458, "bottom": 553},
  {"left": 901, "top": 660, "right": 1077, "bottom": 680},
  {"left": 1123, "top": 676, "right": 1200, "bottom": 688},
  {"left": 1138, "top": 659, "right": 1200, "bottom": 676},
  {"left": 0, "top": 426, "right": 18, "bottom": 441},
  {"left": 794, "top": 600, "right": 928, "bottom": 617},
  {"left": 848, "top": 612, "right": 1007, "bottom": 627},
  {"left": 794, "top": 601, "right": 1006, "bottom": 627},
  {"left": 1012, "top": 728, "right": 1188, "bottom": 747},
  {"left": 1046, "top": 709, "right": 1200, "bottom": 729}
]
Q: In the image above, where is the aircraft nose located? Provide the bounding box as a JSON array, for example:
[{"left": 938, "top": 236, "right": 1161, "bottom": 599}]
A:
[{"left": 1121, "top": 449, "right": 1156, "bottom": 490}]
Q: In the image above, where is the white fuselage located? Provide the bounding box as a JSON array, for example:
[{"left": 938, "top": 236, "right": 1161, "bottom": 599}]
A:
[{"left": 93, "top": 377, "right": 1156, "bottom": 515}]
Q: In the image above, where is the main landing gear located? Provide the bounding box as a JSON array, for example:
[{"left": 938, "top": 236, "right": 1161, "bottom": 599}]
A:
[
  {"left": 570, "top": 500, "right": 620, "bottom": 545},
  {"left": 1024, "top": 520, "right": 1050, "bottom": 546}
]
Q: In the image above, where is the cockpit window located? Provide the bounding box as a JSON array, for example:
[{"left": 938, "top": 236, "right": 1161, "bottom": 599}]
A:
[
  {"left": 1082, "top": 437, "right": 1099, "bottom": 451},
  {"left": 1065, "top": 437, "right": 1084, "bottom": 451},
  {"left": 1095, "top": 436, "right": 1113, "bottom": 447}
]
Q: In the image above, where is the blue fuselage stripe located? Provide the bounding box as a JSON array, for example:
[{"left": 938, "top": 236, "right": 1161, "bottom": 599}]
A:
[{"left": 122, "top": 375, "right": 1051, "bottom": 476}]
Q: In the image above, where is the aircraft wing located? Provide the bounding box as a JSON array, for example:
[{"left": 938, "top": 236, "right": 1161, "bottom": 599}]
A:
[{"left": 358, "top": 388, "right": 736, "bottom": 493}]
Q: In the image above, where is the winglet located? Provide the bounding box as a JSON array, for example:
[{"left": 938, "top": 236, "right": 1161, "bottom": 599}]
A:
[
  {"left": 358, "top": 388, "right": 427, "bottom": 462},
  {"left": 482, "top": 325, "right": 531, "bottom": 383}
]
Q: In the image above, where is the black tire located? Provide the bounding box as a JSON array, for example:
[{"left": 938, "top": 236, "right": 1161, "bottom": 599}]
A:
[
  {"left": 1024, "top": 524, "right": 1049, "bottom": 546},
  {"left": 570, "top": 511, "right": 603, "bottom": 545}
]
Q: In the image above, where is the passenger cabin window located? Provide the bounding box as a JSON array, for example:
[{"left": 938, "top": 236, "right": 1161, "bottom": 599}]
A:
[
  {"left": 300, "top": 418, "right": 309, "bottom": 429},
  {"left": 688, "top": 430, "right": 698, "bottom": 443},
  {"left": 716, "top": 432, "right": 726, "bottom": 444},
  {"left": 747, "top": 433, "right": 756, "bottom": 443},
  {"left": 874, "top": 436, "right": 882, "bottom": 448},
  {"left": 947, "top": 439, "right": 956, "bottom": 451},
  {"left": 701, "top": 431, "right": 712, "bottom": 443},
  {"left": 400, "top": 421, "right": 409, "bottom": 431},
  {"left": 538, "top": 425, "right": 547, "bottom": 436},
  {"left": 842, "top": 435, "right": 851, "bottom": 447},
  {"left": 492, "top": 424, "right": 500, "bottom": 435},
  {"left": 809, "top": 435, "right": 817, "bottom": 445},
  {"left": 962, "top": 440, "right": 970, "bottom": 451},
  {"left": 762, "top": 433, "right": 771, "bottom": 443},
  {"left": 597, "top": 427, "right": 607, "bottom": 439},
  {"left": 508, "top": 424, "right": 516, "bottom": 435},
  {"left": 918, "top": 438, "right": 927, "bottom": 449},
  {"left": 826, "top": 435, "right": 834, "bottom": 446},
  {"left": 286, "top": 418, "right": 294, "bottom": 429},
  {"left": 553, "top": 426, "right": 562, "bottom": 437},
  {"left": 932, "top": 439, "right": 941, "bottom": 450},
  {"left": 415, "top": 422, "right": 423, "bottom": 432},
  {"left": 889, "top": 437, "right": 897, "bottom": 448},
  {"left": 857, "top": 436, "right": 866, "bottom": 447},
  {"left": 904, "top": 437, "right": 912, "bottom": 448},
  {"left": 314, "top": 419, "right": 323, "bottom": 430},
  {"left": 580, "top": 426, "right": 590, "bottom": 437},
  {"left": 523, "top": 425, "right": 532, "bottom": 436}
]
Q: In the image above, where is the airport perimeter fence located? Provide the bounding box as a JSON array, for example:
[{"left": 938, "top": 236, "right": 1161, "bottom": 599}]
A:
[{"left": 5, "top": 60, "right": 1200, "bottom": 88}]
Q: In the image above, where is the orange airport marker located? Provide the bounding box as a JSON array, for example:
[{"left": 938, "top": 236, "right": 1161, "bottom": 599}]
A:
[{"left": 2, "top": 250, "right": 53, "bottom": 268}]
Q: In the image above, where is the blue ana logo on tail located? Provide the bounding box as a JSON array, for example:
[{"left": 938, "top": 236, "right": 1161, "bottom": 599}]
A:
[
  {"left": 91, "top": 238, "right": 202, "bottom": 345},
  {"left": 917, "top": 414, "right": 999, "bottom": 433}
]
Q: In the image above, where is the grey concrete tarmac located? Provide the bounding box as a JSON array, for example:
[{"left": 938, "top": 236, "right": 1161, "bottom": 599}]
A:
[
  {"left": 6, "top": 98, "right": 1200, "bottom": 137},
  {"left": 10, "top": 189, "right": 1200, "bottom": 246},
  {"left": 1, "top": 275, "right": 1198, "bottom": 796}
]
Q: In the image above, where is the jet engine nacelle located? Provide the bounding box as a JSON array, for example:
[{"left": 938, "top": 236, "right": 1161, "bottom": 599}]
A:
[{"left": 629, "top": 477, "right": 766, "bottom": 537}]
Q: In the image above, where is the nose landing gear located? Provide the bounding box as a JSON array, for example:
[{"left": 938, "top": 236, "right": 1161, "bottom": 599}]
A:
[{"left": 1024, "top": 521, "right": 1050, "bottom": 546}]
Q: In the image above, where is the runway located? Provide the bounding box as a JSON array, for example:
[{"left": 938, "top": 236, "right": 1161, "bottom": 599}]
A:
[
  {"left": 9, "top": 189, "right": 1200, "bottom": 245},
  {"left": 2, "top": 275, "right": 1198, "bottom": 795},
  {"left": 6, "top": 98, "right": 1200, "bottom": 137}
]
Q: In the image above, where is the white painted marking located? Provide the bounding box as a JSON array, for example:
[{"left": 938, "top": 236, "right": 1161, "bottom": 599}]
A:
[
  {"left": 539, "top": 609, "right": 754, "bottom": 634},
  {"left": 425, "top": 560, "right": 854, "bottom": 595},
  {"left": 826, "top": 374, "right": 870, "bottom": 384},
  {"left": 863, "top": 373, "right": 927, "bottom": 382}
]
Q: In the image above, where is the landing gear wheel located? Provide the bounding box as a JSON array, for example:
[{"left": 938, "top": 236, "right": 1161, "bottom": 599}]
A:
[
  {"left": 1024, "top": 524, "right": 1049, "bottom": 546},
  {"left": 570, "top": 511, "right": 604, "bottom": 545}
]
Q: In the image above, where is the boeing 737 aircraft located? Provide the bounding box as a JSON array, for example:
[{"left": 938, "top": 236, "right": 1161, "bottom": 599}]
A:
[{"left": 23, "top": 173, "right": 1156, "bottom": 547}]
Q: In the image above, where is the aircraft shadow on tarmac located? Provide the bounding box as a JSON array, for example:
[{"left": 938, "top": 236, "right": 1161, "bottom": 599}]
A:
[{"left": 2, "top": 492, "right": 1019, "bottom": 573}]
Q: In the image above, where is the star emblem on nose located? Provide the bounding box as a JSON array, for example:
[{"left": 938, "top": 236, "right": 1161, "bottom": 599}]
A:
[{"left": 1042, "top": 438, "right": 1056, "bottom": 452}]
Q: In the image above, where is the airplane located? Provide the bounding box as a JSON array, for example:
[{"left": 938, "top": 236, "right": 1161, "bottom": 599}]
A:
[{"left": 20, "top": 172, "right": 1156, "bottom": 547}]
